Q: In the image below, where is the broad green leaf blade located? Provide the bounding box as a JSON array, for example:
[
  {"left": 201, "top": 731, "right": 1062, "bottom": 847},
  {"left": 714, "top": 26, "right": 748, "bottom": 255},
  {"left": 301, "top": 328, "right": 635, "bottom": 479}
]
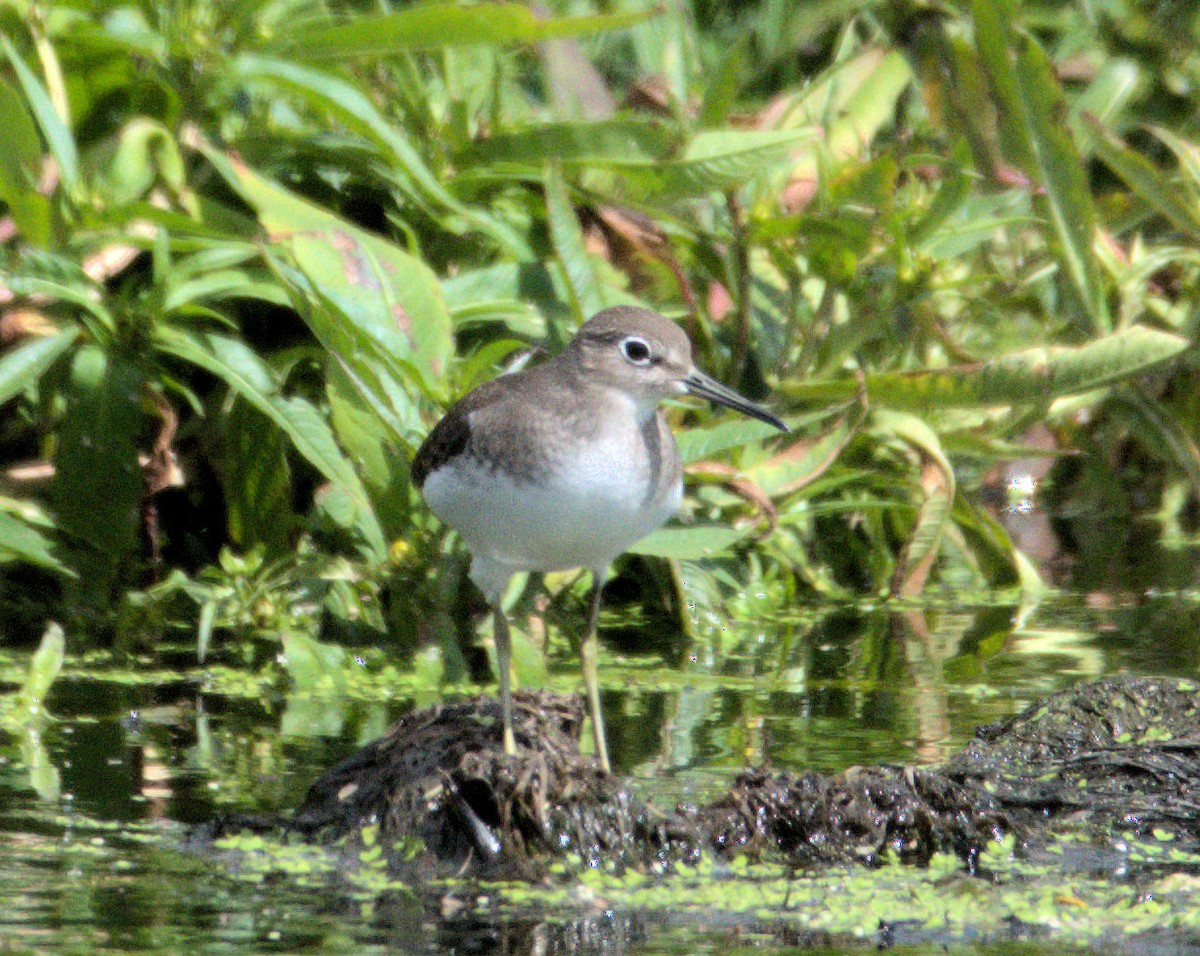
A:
[
  {"left": 785, "top": 48, "right": 912, "bottom": 190},
  {"left": 268, "top": 4, "right": 654, "bottom": 59},
  {"left": 629, "top": 522, "right": 751, "bottom": 560},
  {"left": 0, "top": 77, "right": 53, "bottom": 245},
  {"left": 326, "top": 362, "right": 412, "bottom": 542},
  {"left": 783, "top": 326, "right": 1188, "bottom": 411},
  {"left": 196, "top": 142, "right": 453, "bottom": 388},
  {"left": 52, "top": 347, "right": 143, "bottom": 558},
  {"left": 0, "top": 507, "right": 68, "bottom": 573},
  {"left": 0, "top": 35, "right": 79, "bottom": 199},
  {"left": 545, "top": 165, "right": 605, "bottom": 323},
  {"left": 280, "top": 632, "right": 348, "bottom": 693},
  {"left": 609, "top": 128, "right": 818, "bottom": 198},
  {"left": 744, "top": 408, "right": 863, "bottom": 499},
  {"left": 675, "top": 412, "right": 819, "bottom": 466},
  {"left": 0, "top": 328, "right": 75, "bottom": 407},
  {"left": 270, "top": 399, "right": 386, "bottom": 558},
  {"left": 972, "top": 3, "right": 1108, "bottom": 332}
]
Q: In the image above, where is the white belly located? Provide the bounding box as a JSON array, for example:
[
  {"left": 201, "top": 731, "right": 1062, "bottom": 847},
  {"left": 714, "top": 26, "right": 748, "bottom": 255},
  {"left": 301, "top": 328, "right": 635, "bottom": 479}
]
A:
[{"left": 422, "top": 439, "right": 682, "bottom": 579}]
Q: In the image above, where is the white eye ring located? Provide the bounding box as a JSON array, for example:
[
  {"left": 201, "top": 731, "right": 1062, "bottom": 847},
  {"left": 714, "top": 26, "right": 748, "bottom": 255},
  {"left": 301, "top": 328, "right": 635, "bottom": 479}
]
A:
[{"left": 620, "top": 336, "right": 653, "bottom": 365}]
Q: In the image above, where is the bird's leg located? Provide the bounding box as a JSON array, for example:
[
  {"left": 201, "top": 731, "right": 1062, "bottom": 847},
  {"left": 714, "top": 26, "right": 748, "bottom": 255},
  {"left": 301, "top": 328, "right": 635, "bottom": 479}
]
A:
[
  {"left": 580, "top": 572, "right": 611, "bottom": 773},
  {"left": 492, "top": 605, "right": 517, "bottom": 756}
]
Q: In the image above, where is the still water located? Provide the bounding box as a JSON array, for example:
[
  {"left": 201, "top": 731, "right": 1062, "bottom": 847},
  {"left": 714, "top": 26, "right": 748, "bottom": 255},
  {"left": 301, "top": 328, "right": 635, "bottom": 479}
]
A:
[{"left": 2, "top": 593, "right": 1199, "bottom": 954}]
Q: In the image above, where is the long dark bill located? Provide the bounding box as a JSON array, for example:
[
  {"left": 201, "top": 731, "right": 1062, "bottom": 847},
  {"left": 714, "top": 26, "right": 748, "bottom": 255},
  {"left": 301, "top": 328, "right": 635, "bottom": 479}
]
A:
[{"left": 683, "top": 370, "right": 789, "bottom": 432}]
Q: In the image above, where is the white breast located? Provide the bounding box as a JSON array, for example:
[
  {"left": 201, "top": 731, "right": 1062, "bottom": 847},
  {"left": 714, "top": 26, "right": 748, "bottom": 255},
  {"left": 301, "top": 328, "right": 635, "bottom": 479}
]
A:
[{"left": 422, "top": 420, "right": 682, "bottom": 580}]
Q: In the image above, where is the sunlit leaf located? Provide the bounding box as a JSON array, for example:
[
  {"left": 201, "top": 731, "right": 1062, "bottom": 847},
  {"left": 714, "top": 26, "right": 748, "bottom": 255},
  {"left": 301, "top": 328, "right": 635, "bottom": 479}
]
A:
[
  {"left": 230, "top": 55, "right": 528, "bottom": 252},
  {"left": 783, "top": 326, "right": 1188, "bottom": 411},
  {"left": 15, "top": 622, "right": 65, "bottom": 715},
  {"left": 280, "top": 631, "right": 348, "bottom": 693},
  {"left": 609, "top": 128, "right": 818, "bottom": 198},
  {"left": 545, "top": 164, "right": 605, "bottom": 324},
  {"left": 0, "top": 328, "right": 76, "bottom": 407},
  {"left": 0, "top": 507, "right": 68, "bottom": 574},
  {"left": 268, "top": 3, "right": 655, "bottom": 59},
  {"left": 675, "top": 410, "right": 825, "bottom": 465},
  {"left": 0, "top": 35, "right": 79, "bottom": 198},
  {"left": 630, "top": 523, "right": 751, "bottom": 560},
  {"left": 973, "top": 2, "right": 1108, "bottom": 332},
  {"left": 744, "top": 407, "right": 862, "bottom": 499},
  {"left": 784, "top": 48, "right": 912, "bottom": 189},
  {"left": 195, "top": 141, "right": 453, "bottom": 387},
  {"left": 326, "top": 362, "right": 413, "bottom": 542},
  {"left": 0, "top": 77, "right": 53, "bottom": 245}
]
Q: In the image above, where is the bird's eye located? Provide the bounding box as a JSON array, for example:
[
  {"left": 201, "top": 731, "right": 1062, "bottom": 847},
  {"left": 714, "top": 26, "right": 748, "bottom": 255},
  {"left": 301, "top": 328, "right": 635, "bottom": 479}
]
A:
[{"left": 621, "top": 336, "right": 653, "bottom": 365}]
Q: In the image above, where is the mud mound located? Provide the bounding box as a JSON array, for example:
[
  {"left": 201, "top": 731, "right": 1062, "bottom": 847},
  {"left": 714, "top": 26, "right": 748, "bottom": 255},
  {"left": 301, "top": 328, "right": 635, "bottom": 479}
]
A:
[{"left": 198, "top": 675, "right": 1200, "bottom": 877}]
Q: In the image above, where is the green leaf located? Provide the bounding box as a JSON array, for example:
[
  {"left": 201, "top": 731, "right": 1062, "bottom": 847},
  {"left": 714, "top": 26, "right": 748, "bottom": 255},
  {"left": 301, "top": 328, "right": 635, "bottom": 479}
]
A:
[
  {"left": 195, "top": 142, "right": 453, "bottom": 387},
  {"left": 15, "top": 622, "right": 65, "bottom": 715},
  {"left": 873, "top": 411, "right": 956, "bottom": 597},
  {"left": 545, "top": 165, "right": 605, "bottom": 324},
  {"left": 630, "top": 522, "right": 751, "bottom": 560},
  {"left": 0, "top": 77, "right": 53, "bottom": 245},
  {"left": 230, "top": 55, "right": 528, "bottom": 253},
  {"left": 744, "top": 408, "right": 862, "bottom": 499},
  {"left": 280, "top": 631, "right": 348, "bottom": 693},
  {"left": 0, "top": 35, "right": 79, "bottom": 199},
  {"left": 675, "top": 410, "right": 823, "bottom": 465},
  {"left": 268, "top": 3, "right": 655, "bottom": 59},
  {"left": 222, "top": 399, "right": 295, "bottom": 556},
  {"left": 98, "top": 118, "right": 187, "bottom": 206},
  {"left": 51, "top": 347, "right": 143, "bottom": 559},
  {"left": 1084, "top": 114, "right": 1200, "bottom": 241},
  {"left": 782, "top": 326, "right": 1189, "bottom": 412},
  {"left": 156, "top": 327, "right": 386, "bottom": 557},
  {"left": 326, "top": 362, "right": 412, "bottom": 542},
  {"left": 0, "top": 507, "right": 68, "bottom": 574},
  {"left": 609, "top": 127, "right": 818, "bottom": 198},
  {"left": 699, "top": 41, "right": 746, "bottom": 128},
  {"left": 972, "top": 3, "right": 1108, "bottom": 332},
  {"left": 0, "top": 328, "right": 76, "bottom": 407}
]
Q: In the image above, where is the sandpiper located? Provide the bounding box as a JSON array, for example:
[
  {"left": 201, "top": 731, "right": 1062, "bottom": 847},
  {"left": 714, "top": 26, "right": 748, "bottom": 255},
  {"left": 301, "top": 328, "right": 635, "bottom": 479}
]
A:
[{"left": 412, "top": 306, "right": 788, "bottom": 772}]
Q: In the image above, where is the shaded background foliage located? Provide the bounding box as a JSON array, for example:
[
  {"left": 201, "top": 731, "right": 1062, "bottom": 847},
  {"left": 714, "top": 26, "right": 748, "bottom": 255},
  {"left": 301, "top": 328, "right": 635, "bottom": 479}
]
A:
[{"left": 0, "top": 0, "right": 1196, "bottom": 689}]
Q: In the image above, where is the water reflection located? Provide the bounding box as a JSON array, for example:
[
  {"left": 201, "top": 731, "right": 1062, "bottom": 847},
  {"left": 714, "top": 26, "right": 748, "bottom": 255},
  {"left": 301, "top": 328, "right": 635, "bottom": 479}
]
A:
[{"left": 2, "top": 593, "right": 1199, "bottom": 952}]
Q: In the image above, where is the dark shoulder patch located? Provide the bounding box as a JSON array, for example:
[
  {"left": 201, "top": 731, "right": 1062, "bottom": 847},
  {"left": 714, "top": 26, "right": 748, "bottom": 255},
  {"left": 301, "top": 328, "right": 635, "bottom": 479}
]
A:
[{"left": 411, "top": 405, "right": 471, "bottom": 489}]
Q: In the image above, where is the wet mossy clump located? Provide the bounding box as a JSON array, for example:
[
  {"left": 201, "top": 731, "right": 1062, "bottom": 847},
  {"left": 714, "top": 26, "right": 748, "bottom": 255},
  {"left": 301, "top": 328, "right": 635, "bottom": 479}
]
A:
[
  {"left": 285, "top": 691, "right": 702, "bottom": 875},
  {"left": 202, "top": 675, "right": 1200, "bottom": 877}
]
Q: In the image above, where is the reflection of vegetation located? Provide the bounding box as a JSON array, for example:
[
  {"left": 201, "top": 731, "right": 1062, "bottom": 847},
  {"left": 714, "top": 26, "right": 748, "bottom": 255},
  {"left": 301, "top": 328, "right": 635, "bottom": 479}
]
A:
[{"left": 0, "top": 1, "right": 1196, "bottom": 690}]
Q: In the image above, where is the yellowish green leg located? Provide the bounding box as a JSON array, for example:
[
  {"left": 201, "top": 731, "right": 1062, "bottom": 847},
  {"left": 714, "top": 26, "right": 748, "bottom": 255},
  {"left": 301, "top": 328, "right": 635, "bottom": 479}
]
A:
[
  {"left": 492, "top": 606, "right": 517, "bottom": 756},
  {"left": 580, "top": 573, "right": 611, "bottom": 773}
]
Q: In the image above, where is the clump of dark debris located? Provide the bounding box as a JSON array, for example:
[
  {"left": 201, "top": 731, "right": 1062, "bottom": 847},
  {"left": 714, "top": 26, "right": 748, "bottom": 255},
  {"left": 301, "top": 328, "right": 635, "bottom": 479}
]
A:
[{"left": 195, "top": 675, "right": 1200, "bottom": 877}]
